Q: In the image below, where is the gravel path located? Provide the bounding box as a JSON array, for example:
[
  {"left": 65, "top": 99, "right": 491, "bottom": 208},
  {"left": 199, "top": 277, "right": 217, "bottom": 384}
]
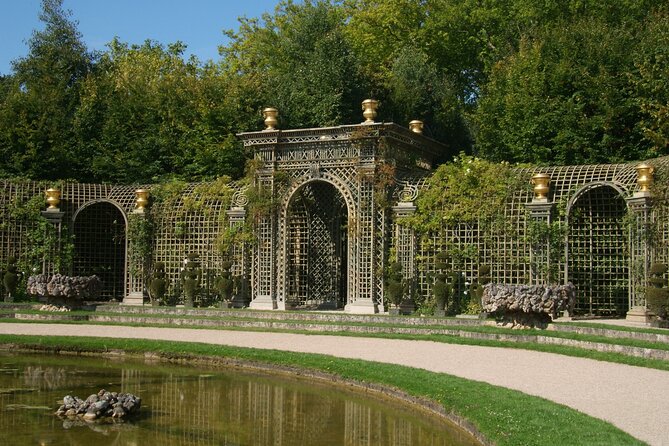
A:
[{"left": 1, "top": 322, "right": 667, "bottom": 445}]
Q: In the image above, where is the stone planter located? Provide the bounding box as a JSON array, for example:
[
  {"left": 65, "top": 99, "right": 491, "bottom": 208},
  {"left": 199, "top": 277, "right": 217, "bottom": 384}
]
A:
[
  {"left": 399, "top": 299, "right": 415, "bottom": 315},
  {"left": 482, "top": 283, "right": 576, "bottom": 329}
]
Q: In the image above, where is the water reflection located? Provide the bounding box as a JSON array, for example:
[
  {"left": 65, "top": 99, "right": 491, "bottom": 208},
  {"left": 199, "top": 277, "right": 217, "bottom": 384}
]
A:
[{"left": 0, "top": 353, "right": 479, "bottom": 446}]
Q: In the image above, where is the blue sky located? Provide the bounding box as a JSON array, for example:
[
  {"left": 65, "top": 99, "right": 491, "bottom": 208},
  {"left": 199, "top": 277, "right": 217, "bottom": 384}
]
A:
[{"left": 0, "top": 0, "right": 284, "bottom": 75}]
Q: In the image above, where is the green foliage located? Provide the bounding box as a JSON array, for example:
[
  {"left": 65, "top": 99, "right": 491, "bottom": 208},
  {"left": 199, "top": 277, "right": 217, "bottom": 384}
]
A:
[
  {"left": 74, "top": 39, "right": 246, "bottom": 183},
  {"left": 148, "top": 262, "right": 167, "bottom": 305},
  {"left": 5, "top": 189, "right": 74, "bottom": 276},
  {"left": 633, "top": 10, "right": 669, "bottom": 155},
  {"left": 127, "top": 214, "right": 153, "bottom": 277},
  {"left": 474, "top": 12, "right": 657, "bottom": 164},
  {"left": 0, "top": 0, "right": 92, "bottom": 181},
  {"left": 525, "top": 219, "right": 568, "bottom": 283},
  {"left": 216, "top": 261, "right": 234, "bottom": 303},
  {"left": 180, "top": 254, "right": 202, "bottom": 307},
  {"left": 469, "top": 265, "right": 491, "bottom": 309},
  {"left": 3, "top": 256, "right": 22, "bottom": 301},
  {"left": 222, "top": 0, "right": 367, "bottom": 129},
  {"left": 2, "top": 0, "right": 669, "bottom": 184},
  {"left": 463, "top": 300, "right": 483, "bottom": 315},
  {"left": 408, "top": 154, "right": 524, "bottom": 233},
  {"left": 385, "top": 262, "right": 405, "bottom": 307},
  {"left": 646, "top": 262, "right": 669, "bottom": 319},
  {"left": 432, "top": 273, "right": 450, "bottom": 312}
]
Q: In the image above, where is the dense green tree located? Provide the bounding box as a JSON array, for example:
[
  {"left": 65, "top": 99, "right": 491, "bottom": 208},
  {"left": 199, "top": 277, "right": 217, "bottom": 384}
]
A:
[
  {"left": 74, "top": 39, "right": 245, "bottom": 183},
  {"left": 221, "top": 0, "right": 367, "bottom": 129},
  {"left": 2, "top": 0, "right": 669, "bottom": 184},
  {"left": 474, "top": 16, "right": 649, "bottom": 164},
  {"left": 346, "top": 0, "right": 668, "bottom": 160},
  {"left": 633, "top": 10, "right": 669, "bottom": 156},
  {"left": 0, "top": 0, "right": 92, "bottom": 180}
]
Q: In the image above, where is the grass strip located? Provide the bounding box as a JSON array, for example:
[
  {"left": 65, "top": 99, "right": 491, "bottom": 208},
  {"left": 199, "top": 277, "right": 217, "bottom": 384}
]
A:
[
  {"left": 0, "top": 334, "right": 643, "bottom": 446},
  {"left": 1, "top": 317, "right": 669, "bottom": 371},
  {"left": 5, "top": 310, "right": 669, "bottom": 352}
]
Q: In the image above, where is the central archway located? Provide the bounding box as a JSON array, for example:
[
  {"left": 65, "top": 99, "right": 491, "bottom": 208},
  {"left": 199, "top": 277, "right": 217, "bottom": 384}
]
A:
[{"left": 285, "top": 181, "right": 348, "bottom": 309}]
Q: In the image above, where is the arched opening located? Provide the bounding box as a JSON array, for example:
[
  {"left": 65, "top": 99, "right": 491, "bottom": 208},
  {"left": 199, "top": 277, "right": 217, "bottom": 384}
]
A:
[
  {"left": 73, "top": 201, "right": 126, "bottom": 300},
  {"left": 285, "top": 181, "right": 348, "bottom": 309},
  {"left": 567, "top": 185, "right": 628, "bottom": 316}
]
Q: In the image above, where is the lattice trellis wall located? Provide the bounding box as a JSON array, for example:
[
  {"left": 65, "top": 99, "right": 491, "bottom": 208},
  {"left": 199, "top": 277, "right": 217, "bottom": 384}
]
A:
[
  {"left": 3, "top": 130, "right": 669, "bottom": 315},
  {"left": 410, "top": 158, "right": 669, "bottom": 316},
  {"left": 0, "top": 180, "right": 242, "bottom": 303},
  {"left": 0, "top": 182, "right": 138, "bottom": 300}
]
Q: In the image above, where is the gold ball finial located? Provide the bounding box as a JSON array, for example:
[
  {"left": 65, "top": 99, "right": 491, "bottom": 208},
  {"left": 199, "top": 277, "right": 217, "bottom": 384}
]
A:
[
  {"left": 531, "top": 173, "right": 550, "bottom": 201},
  {"left": 409, "top": 120, "right": 424, "bottom": 134},
  {"left": 262, "top": 107, "right": 278, "bottom": 131},
  {"left": 361, "top": 99, "right": 378, "bottom": 123},
  {"left": 45, "top": 188, "right": 61, "bottom": 211},
  {"left": 135, "top": 189, "right": 150, "bottom": 212},
  {"left": 636, "top": 163, "right": 654, "bottom": 193}
]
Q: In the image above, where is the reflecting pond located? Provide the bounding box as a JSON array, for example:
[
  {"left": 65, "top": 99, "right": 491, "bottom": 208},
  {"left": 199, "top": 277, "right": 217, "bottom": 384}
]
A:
[{"left": 0, "top": 352, "right": 480, "bottom": 445}]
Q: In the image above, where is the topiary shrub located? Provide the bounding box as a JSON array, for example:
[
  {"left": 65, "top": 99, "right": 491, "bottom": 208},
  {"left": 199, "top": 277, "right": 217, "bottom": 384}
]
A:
[
  {"left": 148, "top": 262, "right": 167, "bottom": 306},
  {"left": 431, "top": 251, "right": 451, "bottom": 315},
  {"left": 432, "top": 273, "right": 450, "bottom": 314},
  {"left": 646, "top": 263, "right": 669, "bottom": 320},
  {"left": 216, "top": 261, "right": 234, "bottom": 307},
  {"left": 3, "top": 256, "right": 23, "bottom": 302},
  {"left": 180, "top": 253, "right": 202, "bottom": 308},
  {"left": 468, "top": 265, "right": 491, "bottom": 314},
  {"left": 385, "top": 262, "right": 405, "bottom": 309}
]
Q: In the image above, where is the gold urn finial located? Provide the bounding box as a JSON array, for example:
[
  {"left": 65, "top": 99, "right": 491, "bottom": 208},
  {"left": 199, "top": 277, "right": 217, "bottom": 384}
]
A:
[
  {"left": 45, "top": 188, "right": 61, "bottom": 211},
  {"left": 636, "top": 163, "right": 654, "bottom": 193},
  {"left": 361, "top": 99, "right": 378, "bottom": 123},
  {"left": 135, "top": 189, "right": 150, "bottom": 212},
  {"left": 531, "top": 173, "right": 550, "bottom": 201},
  {"left": 262, "top": 107, "right": 278, "bottom": 131},
  {"left": 409, "top": 120, "right": 424, "bottom": 134}
]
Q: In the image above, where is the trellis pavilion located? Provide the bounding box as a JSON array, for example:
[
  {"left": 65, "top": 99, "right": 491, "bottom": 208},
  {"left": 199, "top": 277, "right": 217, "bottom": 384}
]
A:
[{"left": 1, "top": 100, "right": 667, "bottom": 321}]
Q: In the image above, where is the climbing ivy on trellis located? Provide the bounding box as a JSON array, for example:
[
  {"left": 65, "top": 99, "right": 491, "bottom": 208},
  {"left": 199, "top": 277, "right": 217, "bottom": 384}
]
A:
[
  {"left": 407, "top": 154, "right": 526, "bottom": 234},
  {"left": 3, "top": 182, "right": 74, "bottom": 278},
  {"left": 127, "top": 213, "right": 154, "bottom": 277}
]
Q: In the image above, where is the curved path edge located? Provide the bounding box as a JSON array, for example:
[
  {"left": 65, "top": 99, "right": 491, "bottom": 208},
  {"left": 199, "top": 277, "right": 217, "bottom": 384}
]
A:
[{"left": 0, "top": 323, "right": 667, "bottom": 445}]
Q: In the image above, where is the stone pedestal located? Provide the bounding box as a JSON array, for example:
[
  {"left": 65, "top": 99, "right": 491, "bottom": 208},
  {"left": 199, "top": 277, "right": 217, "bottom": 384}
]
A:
[
  {"left": 345, "top": 298, "right": 378, "bottom": 314},
  {"left": 122, "top": 292, "right": 144, "bottom": 306},
  {"left": 626, "top": 306, "right": 651, "bottom": 324},
  {"left": 250, "top": 295, "right": 277, "bottom": 310}
]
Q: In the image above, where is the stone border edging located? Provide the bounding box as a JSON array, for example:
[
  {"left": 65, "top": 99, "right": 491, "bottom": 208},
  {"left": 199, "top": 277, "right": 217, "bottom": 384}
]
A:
[
  {"left": 92, "top": 305, "right": 483, "bottom": 326},
  {"left": 550, "top": 324, "right": 669, "bottom": 344},
  {"left": 10, "top": 312, "right": 669, "bottom": 361}
]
